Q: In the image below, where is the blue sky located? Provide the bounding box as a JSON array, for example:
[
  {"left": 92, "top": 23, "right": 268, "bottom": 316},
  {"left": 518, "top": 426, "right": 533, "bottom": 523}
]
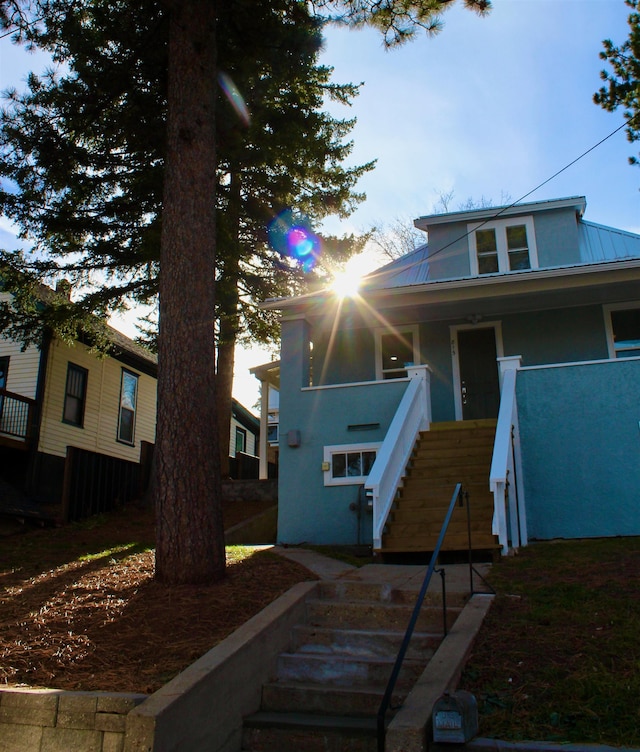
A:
[
  {"left": 0, "top": 0, "right": 638, "bottom": 407},
  {"left": 319, "top": 0, "right": 638, "bottom": 237}
]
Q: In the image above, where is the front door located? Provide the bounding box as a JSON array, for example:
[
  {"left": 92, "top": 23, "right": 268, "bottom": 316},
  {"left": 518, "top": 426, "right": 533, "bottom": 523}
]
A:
[{"left": 456, "top": 327, "right": 500, "bottom": 420}]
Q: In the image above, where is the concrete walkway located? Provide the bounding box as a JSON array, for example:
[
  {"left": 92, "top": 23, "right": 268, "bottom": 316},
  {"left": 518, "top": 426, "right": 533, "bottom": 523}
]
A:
[{"left": 271, "top": 544, "right": 493, "bottom": 595}]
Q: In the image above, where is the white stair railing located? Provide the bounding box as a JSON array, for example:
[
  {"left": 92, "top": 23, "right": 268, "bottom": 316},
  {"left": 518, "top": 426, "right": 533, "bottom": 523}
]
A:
[
  {"left": 367, "top": 366, "right": 431, "bottom": 550},
  {"left": 490, "top": 359, "right": 527, "bottom": 554}
]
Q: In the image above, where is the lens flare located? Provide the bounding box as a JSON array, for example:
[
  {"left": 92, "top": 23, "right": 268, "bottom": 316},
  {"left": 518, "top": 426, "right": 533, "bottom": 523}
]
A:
[
  {"left": 218, "top": 72, "right": 250, "bottom": 126},
  {"left": 268, "top": 210, "right": 321, "bottom": 272}
]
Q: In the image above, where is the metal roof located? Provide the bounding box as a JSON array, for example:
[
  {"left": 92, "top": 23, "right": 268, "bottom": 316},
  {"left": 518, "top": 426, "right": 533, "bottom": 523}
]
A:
[
  {"left": 360, "top": 219, "right": 640, "bottom": 294},
  {"left": 578, "top": 220, "right": 640, "bottom": 263}
]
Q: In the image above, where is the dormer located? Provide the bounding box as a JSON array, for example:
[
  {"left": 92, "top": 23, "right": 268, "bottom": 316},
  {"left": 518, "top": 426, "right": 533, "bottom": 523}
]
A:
[{"left": 413, "top": 196, "right": 587, "bottom": 281}]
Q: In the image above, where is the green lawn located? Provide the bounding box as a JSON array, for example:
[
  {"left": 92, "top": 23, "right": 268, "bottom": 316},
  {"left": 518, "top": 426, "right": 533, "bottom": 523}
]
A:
[{"left": 460, "top": 537, "right": 640, "bottom": 746}]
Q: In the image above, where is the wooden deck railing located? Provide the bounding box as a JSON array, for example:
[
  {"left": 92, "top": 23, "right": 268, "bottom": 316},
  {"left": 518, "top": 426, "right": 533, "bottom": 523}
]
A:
[{"left": 0, "top": 388, "right": 36, "bottom": 445}]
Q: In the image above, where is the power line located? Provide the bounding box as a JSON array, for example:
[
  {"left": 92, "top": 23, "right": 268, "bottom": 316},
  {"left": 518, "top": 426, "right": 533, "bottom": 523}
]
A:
[{"left": 372, "top": 114, "right": 638, "bottom": 278}]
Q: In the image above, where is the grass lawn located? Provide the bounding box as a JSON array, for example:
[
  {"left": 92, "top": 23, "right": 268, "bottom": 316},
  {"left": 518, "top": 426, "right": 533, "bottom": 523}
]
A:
[{"left": 460, "top": 536, "right": 640, "bottom": 747}]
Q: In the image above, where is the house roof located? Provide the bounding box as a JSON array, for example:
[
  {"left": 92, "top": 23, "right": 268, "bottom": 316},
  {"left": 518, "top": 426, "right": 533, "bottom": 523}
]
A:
[
  {"left": 232, "top": 399, "right": 259, "bottom": 433},
  {"left": 0, "top": 269, "right": 158, "bottom": 377},
  {"left": 413, "top": 195, "right": 587, "bottom": 230},
  {"left": 263, "top": 195, "right": 640, "bottom": 316}
]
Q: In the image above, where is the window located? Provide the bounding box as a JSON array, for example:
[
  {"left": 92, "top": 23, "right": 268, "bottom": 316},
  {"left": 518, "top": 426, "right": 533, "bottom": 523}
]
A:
[
  {"left": 0, "top": 356, "right": 8, "bottom": 426},
  {"left": 323, "top": 442, "right": 380, "bottom": 486},
  {"left": 468, "top": 217, "right": 538, "bottom": 276},
  {"left": 0, "top": 356, "right": 8, "bottom": 391},
  {"left": 118, "top": 369, "right": 138, "bottom": 444},
  {"left": 235, "top": 426, "right": 247, "bottom": 455},
  {"left": 375, "top": 325, "right": 420, "bottom": 379},
  {"left": 267, "top": 422, "right": 279, "bottom": 444},
  {"left": 63, "top": 363, "right": 88, "bottom": 427},
  {"left": 605, "top": 304, "right": 640, "bottom": 358}
]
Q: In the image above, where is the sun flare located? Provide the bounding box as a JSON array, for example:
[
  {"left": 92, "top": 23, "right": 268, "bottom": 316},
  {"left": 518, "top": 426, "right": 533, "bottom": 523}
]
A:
[{"left": 331, "top": 257, "right": 364, "bottom": 299}]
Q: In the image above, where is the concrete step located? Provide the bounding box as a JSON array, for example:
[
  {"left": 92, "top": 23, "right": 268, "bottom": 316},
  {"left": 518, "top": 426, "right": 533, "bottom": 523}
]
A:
[
  {"left": 305, "top": 598, "right": 460, "bottom": 633},
  {"left": 242, "top": 711, "right": 377, "bottom": 752},
  {"left": 260, "top": 680, "right": 401, "bottom": 716},
  {"left": 275, "top": 651, "right": 424, "bottom": 689},
  {"left": 290, "top": 624, "right": 441, "bottom": 661},
  {"left": 316, "top": 579, "right": 466, "bottom": 607}
]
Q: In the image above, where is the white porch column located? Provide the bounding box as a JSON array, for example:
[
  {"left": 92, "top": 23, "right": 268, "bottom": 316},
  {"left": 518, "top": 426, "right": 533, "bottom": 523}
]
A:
[
  {"left": 257, "top": 380, "right": 269, "bottom": 480},
  {"left": 406, "top": 364, "right": 432, "bottom": 430},
  {"left": 497, "top": 355, "right": 522, "bottom": 387}
]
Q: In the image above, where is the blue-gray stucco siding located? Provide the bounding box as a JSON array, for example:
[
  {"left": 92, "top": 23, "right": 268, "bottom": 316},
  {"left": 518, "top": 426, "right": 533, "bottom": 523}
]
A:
[{"left": 517, "top": 358, "right": 640, "bottom": 540}]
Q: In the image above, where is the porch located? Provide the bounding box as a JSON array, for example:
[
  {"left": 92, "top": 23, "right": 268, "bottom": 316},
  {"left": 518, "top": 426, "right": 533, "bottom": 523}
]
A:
[
  {"left": 274, "top": 334, "right": 640, "bottom": 555},
  {"left": 0, "top": 388, "right": 35, "bottom": 450}
]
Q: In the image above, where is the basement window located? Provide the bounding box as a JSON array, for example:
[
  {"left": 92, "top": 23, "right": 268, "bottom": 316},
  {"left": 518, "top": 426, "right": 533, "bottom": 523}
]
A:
[{"left": 323, "top": 442, "right": 380, "bottom": 486}]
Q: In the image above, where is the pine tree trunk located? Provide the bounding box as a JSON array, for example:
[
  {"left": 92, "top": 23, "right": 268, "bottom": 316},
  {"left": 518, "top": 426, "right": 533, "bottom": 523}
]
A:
[{"left": 155, "top": 0, "right": 225, "bottom": 585}]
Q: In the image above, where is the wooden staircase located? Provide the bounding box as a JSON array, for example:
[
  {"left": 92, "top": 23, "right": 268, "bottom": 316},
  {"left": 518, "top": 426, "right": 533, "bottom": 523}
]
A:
[{"left": 381, "top": 420, "right": 499, "bottom": 555}]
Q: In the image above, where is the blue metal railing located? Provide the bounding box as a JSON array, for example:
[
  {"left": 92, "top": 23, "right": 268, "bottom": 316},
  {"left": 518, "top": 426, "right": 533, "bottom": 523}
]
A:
[{"left": 376, "top": 482, "right": 463, "bottom": 752}]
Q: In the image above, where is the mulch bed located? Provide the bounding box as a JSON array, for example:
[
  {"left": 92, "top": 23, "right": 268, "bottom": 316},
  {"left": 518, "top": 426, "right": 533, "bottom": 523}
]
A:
[{"left": 0, "top": 502, "right": 315, "bottom": 694}]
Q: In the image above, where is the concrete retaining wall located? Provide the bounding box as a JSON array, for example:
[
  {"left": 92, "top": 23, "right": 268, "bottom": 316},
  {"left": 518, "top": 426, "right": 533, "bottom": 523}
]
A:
[
  {"left": 221, "top": 479, "right": 277, "bottom": 504},
  {"left": 0, "top": 581, "right": 316, "bottom": 752},
  {"left": 124, "top": 580, "right": 317, "bottom": 752},
  {"left": 0, "top": 688, "right": 146, "bottom": 752}
]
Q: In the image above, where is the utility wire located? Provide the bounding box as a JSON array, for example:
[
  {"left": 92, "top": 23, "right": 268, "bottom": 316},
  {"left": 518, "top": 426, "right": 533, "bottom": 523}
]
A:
[{"left": 370, "top": 114, "right": 639, "bottom": 279}]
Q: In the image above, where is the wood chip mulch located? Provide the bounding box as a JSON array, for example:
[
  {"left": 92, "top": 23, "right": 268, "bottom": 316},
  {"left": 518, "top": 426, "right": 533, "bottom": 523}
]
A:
[{"left": 0, "top": 502, "right": 315, "bottom": 695}]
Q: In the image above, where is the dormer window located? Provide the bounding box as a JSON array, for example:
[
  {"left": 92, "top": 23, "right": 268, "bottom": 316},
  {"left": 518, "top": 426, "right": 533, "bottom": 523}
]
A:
[{"left": 469, "top": 216, "right": 538, "bottom": 276}]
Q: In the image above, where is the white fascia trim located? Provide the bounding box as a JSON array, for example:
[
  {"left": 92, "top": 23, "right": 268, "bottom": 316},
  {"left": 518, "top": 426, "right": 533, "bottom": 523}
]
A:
[{"left": 414, "top": 196, "right": 586, "bottom": 230}]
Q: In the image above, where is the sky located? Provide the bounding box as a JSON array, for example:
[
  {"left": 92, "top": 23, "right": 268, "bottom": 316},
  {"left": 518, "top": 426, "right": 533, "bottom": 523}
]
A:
[{"left": 0, "top": 0, "right": 638, "bottom": 411}]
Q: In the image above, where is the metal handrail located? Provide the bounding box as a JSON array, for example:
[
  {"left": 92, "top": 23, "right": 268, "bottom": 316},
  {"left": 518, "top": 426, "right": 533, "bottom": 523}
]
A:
[{"left": 376, "top": 482, "right": 462, "bottom": 752}]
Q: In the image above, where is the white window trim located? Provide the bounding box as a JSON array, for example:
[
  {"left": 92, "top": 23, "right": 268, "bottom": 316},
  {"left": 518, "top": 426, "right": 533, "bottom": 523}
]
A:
[
  {"left": 603, "top": 302, "right": 640, "bottom": 358},
  {"left": 374, "top": 324, "right": 420, "bottom": 380},
  {"left": 323, "top": 442, "right": 381, "bottom": 486},
  {"left": 450, "top": 321, "right": 504, "bottom": 421},
  {"left": 468, "top": 216, "right": 539, "bottom": 276}
]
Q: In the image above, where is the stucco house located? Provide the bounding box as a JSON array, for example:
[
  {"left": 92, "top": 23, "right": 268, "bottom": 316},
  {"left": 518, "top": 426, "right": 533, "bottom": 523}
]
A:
[{"left": 258, "top": 195, "right": 640, "bottom": 556}]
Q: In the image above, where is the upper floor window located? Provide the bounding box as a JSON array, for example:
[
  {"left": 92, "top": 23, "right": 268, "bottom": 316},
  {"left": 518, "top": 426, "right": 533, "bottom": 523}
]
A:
[
  {"left": 375, "top": 325, "right": 420, "bottom": 379},
  {"left": 468, "top": 217, "right": 538, "bottom": 276},
  {"left": 605, "top": 304, "right": 640, "bottom": 358},
  {"left": 63, "top": 363, "right": 88, "bottom": 427},
  {"left": 118, "top": 369, "right": 138, "bottom": 444}
]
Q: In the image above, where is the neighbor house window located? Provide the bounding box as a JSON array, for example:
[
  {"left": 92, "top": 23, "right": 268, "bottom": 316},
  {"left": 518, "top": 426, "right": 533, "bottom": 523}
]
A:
[
  {"left": 468, "top": 216, "right": 538, "bottom": 276},
  {"left": 118, "top": 369, "right": 138, "bottom": 444},
  {"left": 375, "top": 325, "right": 420, "bottom": 379},
  {"left": 235, "top": 426, "right": 247, "bottom": 454},
  {"left": 323, "top": 442, "right": 380, "bottom": 486},
  {"left": 267, "top": 413, "right": 279, "bottom": 444},
  {"left": 605, "top": 304, "right": 640, "bottom": 358},
  {"left": 63, "top": 363, "right": 88, "bottom": 427}
]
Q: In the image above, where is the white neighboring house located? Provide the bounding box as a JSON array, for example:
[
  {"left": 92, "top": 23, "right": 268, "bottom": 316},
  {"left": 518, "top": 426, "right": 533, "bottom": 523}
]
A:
[{"left": 0, "top": 290, "right": 158, "bottom": 518}]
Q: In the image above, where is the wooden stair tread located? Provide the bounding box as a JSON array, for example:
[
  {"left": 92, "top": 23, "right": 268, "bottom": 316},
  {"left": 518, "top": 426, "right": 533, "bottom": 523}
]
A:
[{"left": 381, "top": 421, "right": 497, "bottom": 556}]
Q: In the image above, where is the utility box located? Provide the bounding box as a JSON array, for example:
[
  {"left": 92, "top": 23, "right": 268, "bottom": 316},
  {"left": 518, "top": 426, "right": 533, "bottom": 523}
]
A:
[{"left": 432, "top": 690, "right": 478, "bottom": 744}]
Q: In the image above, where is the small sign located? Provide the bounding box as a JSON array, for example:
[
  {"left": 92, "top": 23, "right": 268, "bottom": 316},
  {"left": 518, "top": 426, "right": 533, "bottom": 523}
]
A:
[
  {"left": 434, "top": 710, "right": 463, "bottom": 730},
  {"left": 432, "top": 691, "right": 478, "bottom": 744}
]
